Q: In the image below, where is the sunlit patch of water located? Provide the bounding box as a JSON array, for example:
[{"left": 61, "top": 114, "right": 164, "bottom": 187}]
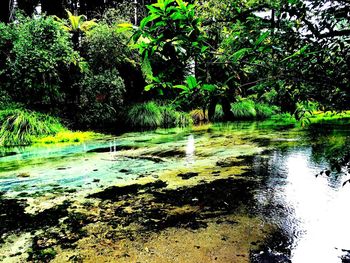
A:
[
  {"left": 269, "top": 150, "right": 350, "bottom": 262},
  {"left": 185, "top": 134, "right": 195, "bottom": 165}
]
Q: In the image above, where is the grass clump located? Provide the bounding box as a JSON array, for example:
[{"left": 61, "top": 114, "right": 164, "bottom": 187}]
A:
[
  {"left": 160, "top": 105, "right": 192, "bottom": 128},
  {"left": 125, "top": 102, "right": 192, "bottom": 129},
  {"left": 212, "top": 104, "right": 225, "bottom": 122},
  {"left": 230, "top": 100, "right": 280, "bottom": 120},
  {"left": 0, "top": 109, "right": 65, "bottom": 147},
  {"left": 190, "top": 109, "right": 208, "bottom": 124},
  {"left": 255, "top": 103, "right": 280, "bottom": 119},
  {"left": 231, "top": 100, "right": 256, "bottom": 120},
  {"left": 125, "top": 102, "right": 162, "bottom": 129}
]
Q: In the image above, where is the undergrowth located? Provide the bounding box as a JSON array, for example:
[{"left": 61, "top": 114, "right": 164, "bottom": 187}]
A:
[
  {"left": 0, "top": 109, "right": 65, "bottom": 146},
  {"left": 125, "top": 102, "right": 192, "bottom": 129}
]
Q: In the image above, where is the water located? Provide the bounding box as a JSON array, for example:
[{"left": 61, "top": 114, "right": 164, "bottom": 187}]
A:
[{"left": 1, "top": 121, "right": 350, "bottom": 262}]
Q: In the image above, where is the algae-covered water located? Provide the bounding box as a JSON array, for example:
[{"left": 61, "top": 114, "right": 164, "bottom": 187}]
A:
[{"left": 1, "top": 121, "right": 350, "bottom": 262}]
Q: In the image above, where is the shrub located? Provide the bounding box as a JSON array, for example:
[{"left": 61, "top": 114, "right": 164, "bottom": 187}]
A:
[
  {"left": 82, "top": 23, "right": 144, "bottom": 103},
  {"left": 82, "top": 23, "right": 135, "bottom": 73},
  {"left": 4, "top": 16, "right": 79, "bottom": 110},
  {"left": 77, "top": 69, "right": 126, "bottom": 129},
  {"left": 125, "top": 102, "right": 162, "bottom": 129},
  {"left": 0, "top": 109, "right": 65, "bottom": 146},
  {"left": 231, "top": 100, "right": 256, "bottom": 119}
]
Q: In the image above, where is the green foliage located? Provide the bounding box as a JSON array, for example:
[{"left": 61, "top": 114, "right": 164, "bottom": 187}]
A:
[
  {"left": 55, "top": 10, "right": 97, "bottom": 33},
  {"left": 35, "top": 131, "right": 100, "bottom": 144},
  {"left": 125, "top": 102, "right": 162, "bottom": 129},
  {"left": 82, "top": 23, "right": 137, "bottom": 73},
  {"left": 212, "top": 104, "right": 224, "bottom": 122},
  {"left": 159, "top": 104, "right": 192, "bottom": 128},
  {"left": 0, "top": 109, "right": 65, "bottom": 146},
  {"left": 230, "top": 99, "right": 279, "bottom": 120},
  {"left": 125, "top": 102, "right": 192, "bottom": 129},
  {"left": 255, "top": 103, "right": 279, "bottom": 119},
  {"left": 131, "top": 0, "right": 208, "bottom": 91},
  {"left": 231, "top": 100, "right": 257, "bottom": 120},
  {"left": 174, "top": 75, "right": 216, "bottom": 113},
  {"left": 77, "top": 69, "right": 126, "bottom": 128},
  {"left": 0, "top": 90, "right": 23, "bottom": 110},
  {"left": 3, "top": 16, "right": 81, "bottom": 110}
]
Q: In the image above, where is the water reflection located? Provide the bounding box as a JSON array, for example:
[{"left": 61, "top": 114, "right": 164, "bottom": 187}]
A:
[
  {"left": 185, "top": 134, "right": 195, "bottom": 164},
  {"left": 263, "top": 148, "right": 350, "bottom": 262}
]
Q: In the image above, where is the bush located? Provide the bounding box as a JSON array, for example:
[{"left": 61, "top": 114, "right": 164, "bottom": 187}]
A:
[
  {"left": 0, "top": 109, "right": 65, "bottom": 146},
  {"left": 231, "top": 100, "right": 256, "bottom": 119},
  {"left": 82, "top": 23, "right": 144, "bottom": 103},
  {"left": 4, "top": 16, "right": 79, "bottom": 110},
  {"left": 82, "top": 23, "right": 135, "bottom": 73},
  {"left": 77, "top": 69, "right": 126, "bottom": 129},
  {"left": 125, "top": 102, "right": 162, "bottom": 129}
]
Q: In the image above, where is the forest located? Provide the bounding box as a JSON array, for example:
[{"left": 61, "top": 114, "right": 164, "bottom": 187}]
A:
[
  {"left": 0, "top": 0, "right": 349, "bottom": 145},
  {"left": 1, "top": 0, "right": 350, "bottom": 263}
]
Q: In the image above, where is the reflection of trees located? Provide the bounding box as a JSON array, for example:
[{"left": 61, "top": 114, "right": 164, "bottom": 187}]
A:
[{"left": 307, "top": 124, "right": 350, "bottom": 177}]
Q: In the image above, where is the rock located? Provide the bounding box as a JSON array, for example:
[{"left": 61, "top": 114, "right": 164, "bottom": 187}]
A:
[{"left": 17, "top": 172, "right": 30, "bottom": 178}]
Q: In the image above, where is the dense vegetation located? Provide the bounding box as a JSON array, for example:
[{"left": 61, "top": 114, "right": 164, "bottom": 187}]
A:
[{"left": 0, "top": 0, "right": 349, "bottom": 146}]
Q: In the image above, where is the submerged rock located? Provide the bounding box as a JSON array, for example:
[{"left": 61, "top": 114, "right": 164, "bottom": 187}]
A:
[
  {"left": 216, "top": 157, "right": 250, "bottom": 168},
  {"left": 17, "top": 172, "right": 30, "bottom": 178},
  {"left": 177, "top": 172, "right": 199, "bottom": 180},
  {"left": 0, "top": 198, "right": 70, "bottom": 237},
  {"left": 88, "top": 180, "right": 167, "bottom": 201},
  {"left": 87, "top": 145, "right": 135, "bottom": 153},
  {"left": 153, "top": 177, "right": 257, "bottom": 213}
]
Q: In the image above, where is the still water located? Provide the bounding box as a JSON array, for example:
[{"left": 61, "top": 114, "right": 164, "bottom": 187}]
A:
[{"left": 1, "top": 121, "right": 350, "bottom": 262}]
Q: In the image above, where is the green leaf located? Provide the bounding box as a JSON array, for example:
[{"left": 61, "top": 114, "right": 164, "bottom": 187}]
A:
[
  {"left": 144, "top": 84, "right": 155, "bottom": 91},
  {"left": 170, "top": 12, "right": 186, "bottom": 20},
  {"left": 255, "top": 31, "right": 270, "bottom": 47},
  {"left": 229, "top": 48, "right": 251, "bottom": 62},
  {"left": 140, "top": 14, "right": 160, "bottom": 29},
  {"left": 202, "top": 84, "right": 216, "bottom": 92},
  {"left": 116, "top": 23, "right": 134, "bottom": 33},
  {"left": 173, "top": 84, "right": 189, "bottom": 91},
  {"left": 281, "top": 45, "right": 309, "bottom": 62},
  {"left": 185, "top": 76, "right": 198, "bottom": 89}
]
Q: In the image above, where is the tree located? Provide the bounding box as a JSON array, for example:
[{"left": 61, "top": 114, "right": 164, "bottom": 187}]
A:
[
  {"left": 55, "top": 10, "right": 97, "bottom": 50},
  {"left": 129, "top": 0, "right": 208, "bottom": 92}
]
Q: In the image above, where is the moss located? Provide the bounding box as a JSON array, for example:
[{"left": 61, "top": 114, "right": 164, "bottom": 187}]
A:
[{"left": 34, "top": 131, "right": 101, "bottom": 145}]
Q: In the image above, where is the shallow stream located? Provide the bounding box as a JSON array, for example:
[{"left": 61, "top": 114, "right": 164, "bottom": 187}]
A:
[{"left": 1, "top": 121, "right": 350, "bottom": 262}]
